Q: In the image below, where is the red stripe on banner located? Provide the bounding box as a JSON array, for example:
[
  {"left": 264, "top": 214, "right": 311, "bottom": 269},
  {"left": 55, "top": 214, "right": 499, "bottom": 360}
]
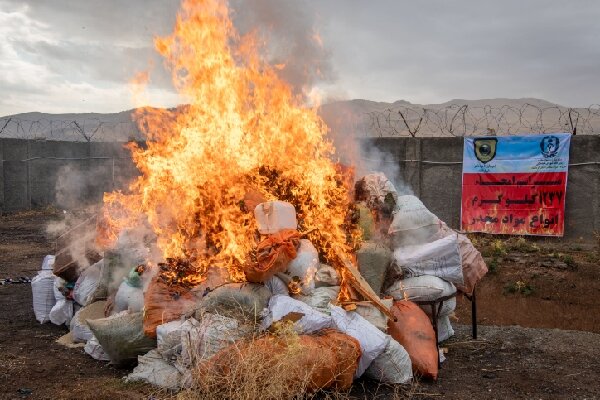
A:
[{"left": 461, "top": 172, "right": 567, "bottom": 236}]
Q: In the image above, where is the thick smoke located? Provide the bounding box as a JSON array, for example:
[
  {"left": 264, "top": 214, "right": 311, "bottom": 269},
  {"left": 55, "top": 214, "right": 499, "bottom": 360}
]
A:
[{"left": 230, "top": 0, "right": 336, "bottom": 95}]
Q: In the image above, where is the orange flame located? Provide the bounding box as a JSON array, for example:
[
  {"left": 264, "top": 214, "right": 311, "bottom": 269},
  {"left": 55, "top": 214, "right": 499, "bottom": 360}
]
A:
[{"left": 103, "top": 0, "right": 353, "bottom": 283}]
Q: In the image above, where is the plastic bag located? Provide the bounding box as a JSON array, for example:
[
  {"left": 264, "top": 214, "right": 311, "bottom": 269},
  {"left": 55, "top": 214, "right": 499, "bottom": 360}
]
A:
[
  {"left": 436, "top": 315, "right": 455, "bottom": 343},
  {"left": 73, "top": 260, "right": 103, "bottom": 306},
  {"left": 388, "top": 195, "right": 440, "bottom": 247},
  {"left": 244, "top": 229, "right": 300, "bottom": 283},
  {"left": 282, "top": 239, "right": 318, "bottom": 294},
  {"left": 41, "top": 255, "right": 56, "bottom": 270},
  {"left": 254, "top": 201, "right": 297, "bottom": 234},
  {"left": 84, "top": 335, "right": 110, "bottom": 361},
  {"left": 392, "top": 235, "right": 464, "bottom": 286},
  {"left": 388, "top": 301, "right": 438, "bottom": 380},
  {"left": 260, "top": 295, "right": 332, "bottom": 334},
  {"left": 265, "top": 275, "right": 289, "bottom": 296},
  {"left": 330, "top": 305, "right": 389, "bottom": 378},
  {"left": 354, "top": 299, "right": 393, "bottom": 332},
  {"left": 456, "top": 232, "right": 488, "bottom": 294},
  {"left": 126, "top": 349, "right": 182, "bottom": 390},
  {"left": 364, "top": 337, "right": 413, "bottom": 384},
  {"left": 385, "top": 275, "right": 457, "bottom": 302},
  {"left": 156, "top": 318, "right": 197, "bottom": 362},
  {"left": 113, "top": 280, "right": 144, "bottom": 313},
  {"left": 179, "top": 313, "right": 254, "bottom": 369},
  {"left": 49, "top": 277, "right": 74, "bottom": 325},
  {"left": 315, "top": 264, "right": 340, "bottom": 287},
  {"left": 357, "top": 242, "right": 392, "bottom": 295},
  {"left": 70, "top": 301, "right": 107, "bottom": 343},
  {"left": 294, "top": 286, "right": 340, "bottom": 314},
  {"left": 88, "top": 311, "right": 156, "bottom": 367},
  {"left": 32, "top": 270, "right": 56, "bottom": 323}
]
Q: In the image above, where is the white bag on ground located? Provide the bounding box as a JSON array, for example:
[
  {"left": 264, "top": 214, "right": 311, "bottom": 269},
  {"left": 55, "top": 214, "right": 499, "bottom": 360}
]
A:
[
  {"left": 385, "top": 275, "right": 456, "bottom": 302},
  {"left": 113, "top": 280, "right": 144, "bottom": 313},
  {"left": 265, "top": 275, "right": 289, "bottom": 296},
  {"left": 364, "top": 337, "right": 413, "bottom": 384},
  {"left": 314, "top": 264, "right": 340, "bottom": 287},
  {"left": 392, "top": 235, "right": 464, "bottom": 286},
  {"left": 293, "top": 285, "right": 340, "bottom": 314},
  {"left": 32, "top": 270, "right": 56, "bottom": 323},
  {"left": 330, "top": 305, "right": 389, "bottom": 378},
  {"left": 70, "top": 301, "right": 107, "bottom": 343},
  {"left": 49, "top": 277, "right": 73, "bottom": 325},
  {"left": 283, "top": 239, "right": 318, "bottom": 295},
  {"left": 156, "top": 318, "right": 197, "bottom": 362},
  {"left": 73, "top": 260, "right": 103, "bottom": 306},
  {"left": 436, "top": 315, "right": 455, "bottom": 343},
  {"left": 388, "top": 195, "right": 440, "bottom": 246},
  {"left": 254, "top": 201, "right": 297, "bottom": 234},
  {"left": 126, "top": 349, "right": 182, "bottom": 390},
  {"left": 178, "top": 313, "right": 253, "bottom": 369},
  {"left": 84, "top": 335, "right": 110, "bottom": 361},
  {"left": 261, "top": 295, "right": 332, "bottom": 334},
  {"left": 41, "top": 255, "right": 56, "bottom": 270}
]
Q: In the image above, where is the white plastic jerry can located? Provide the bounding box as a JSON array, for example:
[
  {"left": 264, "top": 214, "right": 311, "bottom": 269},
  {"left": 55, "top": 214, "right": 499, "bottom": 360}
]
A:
[{"left": 254, "top": 201, "right": 298, "bottom": 234}]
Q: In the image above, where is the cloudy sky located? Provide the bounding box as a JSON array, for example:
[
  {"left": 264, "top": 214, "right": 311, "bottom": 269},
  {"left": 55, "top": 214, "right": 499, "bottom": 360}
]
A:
[{"left": 1, "top": 0, "right": 599, "bottom": 116}]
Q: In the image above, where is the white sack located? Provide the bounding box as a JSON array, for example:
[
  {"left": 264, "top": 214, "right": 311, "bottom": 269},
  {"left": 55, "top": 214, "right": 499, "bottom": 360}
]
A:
[
  {"left": 314, "top": 264, "right": 340, "bottom": 287},
  {"left": 330, "top": 305, "right": 390, "bottom": 378},
  {"left": 385, "top": 275, "right": 456, "bottom": 302},
  {"left": 362, "top": 172, "right": 398, "bottom": 206},
  {"left": 261, "top": 295, "right": 332, "bottom": 334},
  {"left": 392, "top": 235, "right": 464, "bottom": 286},
  {"left": 32, "top": 270, "right": 56, "bottom": 323},
  {"left": 283, "top": 239, "right": 318, "bottom": 295},
  {"left": 156, "top": 318, "right": 196, "bottom": 362},
  {"left": 293, "top": 286, "right": 340, "bottom": 314},
  {"left": 178, "top": 313, "right": 252, "bottom": 369},
  {"left": 265, "top": 275, "right": 289, "bottom": 296},
  {"left": 388, "top": 195, "right": 440, "bottom": 246},
  {"left": 73, "top": 260, "right": 103, "bottom": 306},
  {"left": 436, "top": 315, "right": 455, "bottom": 343},
  {"left": 355, "top": 299, "right": 393, "bottom": 333},
  {"left": 113, "top": 281, "right": 144, "bottom": 314},
  {"left": 41, "top": 255, "right": 56, "bottom": 270},
  {"left": 126, "top": 349, "right": 182, "bottom": 390},
  {"left": 49, "top": 277, "right": 73, "bottom": 325},
  {"left": 84, "top": 335, "right": 110, "bottom": 361},
  {"left": 364, "top": 337, "right": 413, "bottom": 384},
  {"left": 70, "top": 301, "right": 107, "bottom": 343},
  {"left": 254, "top": 201, "right": 297, "bottom": 234}
]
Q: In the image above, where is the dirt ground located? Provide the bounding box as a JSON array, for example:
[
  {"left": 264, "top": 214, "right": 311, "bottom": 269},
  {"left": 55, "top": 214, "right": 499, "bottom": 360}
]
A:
[{"left": 1, "top": 209, "right": 599, "bottom": 400}]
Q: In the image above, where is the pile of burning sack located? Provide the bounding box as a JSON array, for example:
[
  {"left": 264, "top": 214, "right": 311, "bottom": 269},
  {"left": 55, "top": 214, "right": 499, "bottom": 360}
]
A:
[{"left": 31, "top": 172, "right": 487, "bottom": 391}]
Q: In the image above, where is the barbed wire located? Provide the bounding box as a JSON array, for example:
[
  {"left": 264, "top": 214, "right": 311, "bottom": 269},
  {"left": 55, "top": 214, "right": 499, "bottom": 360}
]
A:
[
  {"left": 0, "top": 117, "right": 143, "bottom": 142},
  {"left": 365, "top": 103, "right": 600, "bottom": 137},
  {"left": 2, "top": 103, "right": 600, "bottom": 141}
]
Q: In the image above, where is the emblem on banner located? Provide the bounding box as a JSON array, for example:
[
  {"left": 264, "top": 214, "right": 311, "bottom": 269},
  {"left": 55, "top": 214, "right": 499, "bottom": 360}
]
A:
[
  {"left": 474, "top": 138, "right": 498, "bottom": 163},
  {"left": 540, "top": 136, "right": 560, "bottom": 158}
]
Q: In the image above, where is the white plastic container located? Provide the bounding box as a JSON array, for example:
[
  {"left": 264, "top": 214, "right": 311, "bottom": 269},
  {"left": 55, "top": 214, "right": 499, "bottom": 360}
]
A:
[{"left": 254, "top": 201, "right": 297, "bottom": 234}]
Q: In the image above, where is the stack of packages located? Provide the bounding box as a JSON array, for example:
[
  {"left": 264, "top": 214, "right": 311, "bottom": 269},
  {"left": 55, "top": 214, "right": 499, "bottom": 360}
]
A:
[{"left": 30, "top": 172, "right": 486, "bottom": 391}]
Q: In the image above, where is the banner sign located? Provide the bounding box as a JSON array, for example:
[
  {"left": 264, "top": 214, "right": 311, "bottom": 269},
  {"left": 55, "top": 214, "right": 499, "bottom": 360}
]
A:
[{"left": 461, "top": 133, "right": 571, "bottom": 236}]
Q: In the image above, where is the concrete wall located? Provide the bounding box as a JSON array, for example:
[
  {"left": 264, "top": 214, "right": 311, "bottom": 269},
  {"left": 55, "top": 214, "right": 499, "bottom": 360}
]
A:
[
  {"left": 0, "top": 139, "right": 139, "bottom": 212},
  {"left": 2, "top": 137, "right": 599, "bottom": 239}
]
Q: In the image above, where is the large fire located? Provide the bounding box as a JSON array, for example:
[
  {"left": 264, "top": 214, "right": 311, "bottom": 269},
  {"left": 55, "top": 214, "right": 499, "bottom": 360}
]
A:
[{"left": 100, "top": 0, "right": 354, "bottom": 286}]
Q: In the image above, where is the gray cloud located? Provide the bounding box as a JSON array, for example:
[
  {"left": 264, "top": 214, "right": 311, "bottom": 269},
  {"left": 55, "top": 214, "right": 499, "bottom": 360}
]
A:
[{"left": 1, "top": 0, "right": 599, "bottom": 116}]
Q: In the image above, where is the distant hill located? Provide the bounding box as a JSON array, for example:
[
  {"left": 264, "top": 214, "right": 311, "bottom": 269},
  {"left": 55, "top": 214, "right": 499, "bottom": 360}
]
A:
[{"left": 1, "top": 98, "right": 598, "bottom": 141}]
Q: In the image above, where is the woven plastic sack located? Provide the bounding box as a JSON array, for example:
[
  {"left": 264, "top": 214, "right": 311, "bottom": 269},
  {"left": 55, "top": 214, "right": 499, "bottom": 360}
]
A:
[
  {"left": 330, "top": 305, "right": 389, "bottom": 378},
  {"left": 388, "top": 195, "right": 440, "bottom": 247},
  {"left": 88, "top": 311, "right": 156, "bottom": 367},
  {"left": 49, "top": 277, "right": 73, "bottom": 325},
  {"left": 143, "top": 277, "right": 195, "bottom": 338},
  {"left": 244, "top": 229, "right": 300, "bottom": 283},
  {"left": 199, "top": 283, "right": 270, "bottom": 321},
  {"left": 364, "top": 337, "right": 412, "bottom": 384},
  {"left": 73, "top": 260, "right": 103, "bottom": 306},
  {"left": 126, "top": 349, "right": 182, "bottom": 390},
  {"left": 282, "top": 239, "right": 318, "bottom": 295},
  {"left": 385, "top": 275, "right": 456, "bottom": 302},
  {"left": 260, "top": 295, "right": 332, "bottom": 334},
  {"left": 32, "top": 270, "right": 56, "bottom": 323},
  {"left": 388, "top": 301, "right": 438, "bottom": 380},
  {"left": 294, "top": 286, "right": 340, "bottom": 314},
  {"left": 70, "top": 300, "right": 107, "bottom": 343},
  {"left": 315, "top": 264, "right": 340, "bottom": 287},
  {"left": 357, "top": 242, "right": 392, "bottom": 295}
]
